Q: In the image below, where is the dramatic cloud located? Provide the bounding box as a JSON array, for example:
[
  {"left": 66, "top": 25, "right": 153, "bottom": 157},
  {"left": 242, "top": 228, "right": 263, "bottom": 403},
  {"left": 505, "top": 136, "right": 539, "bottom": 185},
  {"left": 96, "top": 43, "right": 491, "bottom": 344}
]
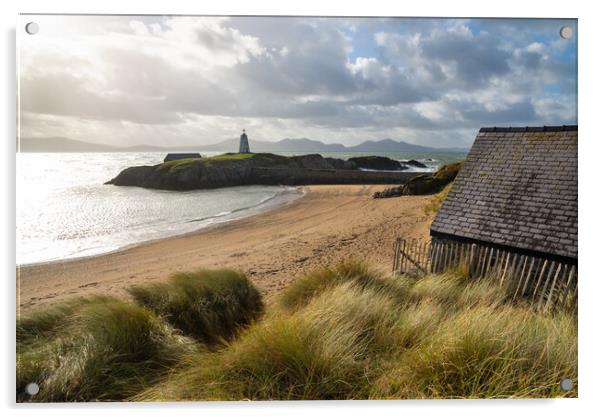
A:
[{"left": 18, "top": 16, "right": 577, "bottom": 148}]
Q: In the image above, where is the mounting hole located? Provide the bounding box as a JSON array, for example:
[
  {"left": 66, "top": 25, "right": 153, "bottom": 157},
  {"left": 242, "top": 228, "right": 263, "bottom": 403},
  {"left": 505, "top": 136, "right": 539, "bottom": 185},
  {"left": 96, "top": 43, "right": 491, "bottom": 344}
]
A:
[
  {"left": 560, "top": 378, "right": 574, "bottom": 391},
  {"left": 559, "top": 26, "right": 573, "bottom": 40},
  {"left": 25, "top": 22, "right": 39, "bottom": 35},
  {"left": 25, "top": 382, "right": 39, "bottom": 396}
]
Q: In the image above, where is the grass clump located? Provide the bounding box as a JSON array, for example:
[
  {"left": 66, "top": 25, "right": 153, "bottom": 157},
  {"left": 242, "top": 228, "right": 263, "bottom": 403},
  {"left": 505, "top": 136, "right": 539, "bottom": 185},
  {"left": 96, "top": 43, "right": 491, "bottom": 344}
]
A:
[
  {"left": 208, "top": 152, "right": 258, "bottom": 161},
  {"left": 128, "top": 269, "right": 263, "bottom": 345},
  {"left": 403, "top": 161, "right": 464, "bottom": 195},
  {"left": 159, "top": 157, "right": 203, "bottom": 170},
  {"left": 424, "top": 182, "right": 452, "bottom": 214},
  {"left": 17, "top": 297, "right": 197, "bottom": 402},
  {"left": 373, "top": 305, "right": 577, "bottom": 399},
  {"left": 279, "top": 259, "right": 412, "bottom": 310}
]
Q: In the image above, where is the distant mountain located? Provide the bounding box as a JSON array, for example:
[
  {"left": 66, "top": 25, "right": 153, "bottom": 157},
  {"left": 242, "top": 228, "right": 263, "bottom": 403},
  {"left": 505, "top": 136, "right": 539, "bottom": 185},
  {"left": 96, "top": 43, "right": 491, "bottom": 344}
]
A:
[
  {"left": 19, "top": 137, "right": 119, "bottom": 152},
  {"left": 347, "top": 138, "right": 435, "bottom": 153},
  {"left": 19, "top": 137, "right": 190, "bottom": 153},
  {"left": 19, "top": 136, "right": 468, "bottom": 153},
  {"left": 198, "top": 137, "right": 348, "bottom": 153},
  {"left": 200, "top": 137, "right": 467, "bottom": 153}
]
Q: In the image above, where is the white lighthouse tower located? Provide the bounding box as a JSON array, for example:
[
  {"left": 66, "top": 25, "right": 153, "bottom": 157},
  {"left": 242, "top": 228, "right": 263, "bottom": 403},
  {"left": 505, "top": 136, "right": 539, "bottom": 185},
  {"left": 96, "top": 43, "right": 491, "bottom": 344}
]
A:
[{"left": 239, "top": 129, "right": 250, "bottom": 153}]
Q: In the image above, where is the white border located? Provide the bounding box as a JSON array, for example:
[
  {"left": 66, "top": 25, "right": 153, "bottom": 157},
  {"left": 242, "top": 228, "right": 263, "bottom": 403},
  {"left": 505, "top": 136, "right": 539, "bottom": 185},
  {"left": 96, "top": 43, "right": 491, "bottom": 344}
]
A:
[{"left": 2, "top": 1, "right": 599, "bottom": 416}]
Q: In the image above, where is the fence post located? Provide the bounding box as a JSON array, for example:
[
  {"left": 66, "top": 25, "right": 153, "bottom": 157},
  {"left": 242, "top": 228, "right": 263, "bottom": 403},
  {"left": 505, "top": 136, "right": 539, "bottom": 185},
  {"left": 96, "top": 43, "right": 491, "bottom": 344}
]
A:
[
  {"left": 499, "top": 251, "right": 511, "bottom": 286},
  {"left": 532, "top": 260, "right": 550, "bottom": 303},
  {"left": 392, "top": 239, "right": 399, "bottom": 273},
  {"left": 469, "top": 243, "right": 476, "bottom": 276},
  {"left": 433, "top": 241, "right": 441, "bottom": 273},
  {"left": 538, "top": 262, "right": 559, "bottom": 310},
  {"left": 560, "top": 265, "right": 576, "bottom": 309},
  {"left": 521, "top": 257, "right": 537, "bottom": 297},
  {"left": 545, "top": 263, "right": 564, "bottom": 311}
]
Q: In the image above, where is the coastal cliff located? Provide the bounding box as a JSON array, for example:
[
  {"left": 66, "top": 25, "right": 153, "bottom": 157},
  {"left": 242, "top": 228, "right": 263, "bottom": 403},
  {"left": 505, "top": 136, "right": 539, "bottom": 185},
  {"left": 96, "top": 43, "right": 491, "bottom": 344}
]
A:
[{"left": 106, "top": 153, "right": 427, "bottom": 190}]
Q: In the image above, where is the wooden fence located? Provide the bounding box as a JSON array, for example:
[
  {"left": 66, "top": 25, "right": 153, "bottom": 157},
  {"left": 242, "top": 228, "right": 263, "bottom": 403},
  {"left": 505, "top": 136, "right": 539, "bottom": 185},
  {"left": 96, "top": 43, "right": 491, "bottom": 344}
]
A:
[{"left": 392, "top": 238, "right": 577, "bottom": 312}]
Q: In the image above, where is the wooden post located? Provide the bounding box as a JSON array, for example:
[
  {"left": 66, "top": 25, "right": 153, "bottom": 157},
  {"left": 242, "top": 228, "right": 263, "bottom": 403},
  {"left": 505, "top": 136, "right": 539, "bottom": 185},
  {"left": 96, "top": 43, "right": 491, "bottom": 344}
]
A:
[
  {"left": 499, "top": 251, "right": 512, "bottom": 286},
  {"left": 420, "top": 241, "right": 427, "bottom": 273},
  {"left": 399, "top": 239, "right": 407, "bottom": 273},
  {"left": 441, "top": 241, "right": 449, "bottom": 272},
  {"left": 494, "top": 248, "right": 500, "bottom": 272},
  {"left": 469, "top": 243, "right": 477, "bottom": 277},
  {"left": 532, "top": 259, "right": 550, "bottom": 304},
  {"left": 538, "top": 262, "right": 560, "bottom": 310},
  {"left": 392, "top": 239, "right": 399, "bottom": 273},
  {"left": 477, "top": 246, "right": 488, "bottom": 278},
  {"left": 424, "top": 241, "right": 430, "bottom": 273},
  {"left": 474, "top": 246, "right": 483, "bottom": 278},
  {"left": 431, "top": 242, "right": 439, "bottom": 273},
  {"left": 485, "top": 247, "right": 492, "bottom": 276},
  {"left": 545, "top": 263, "right": 564, "bottom": 311},
  {"left": 560, "top": 265, "right": 576, "bottom": 309},
  {"left": 513, "top": 255, "right": 529, "bottom": 300},
  {"left": 507, "top": 253, "right": 518, "bottom": 285},
  {"left": 521, "top": 257, "right": 537, "bottom": 297},
  {"left": 459, "top": 243, "right": 466, "bottom": 269},
  {"left": 474, "top": 246, "right": 482, "bottom": 278},
  {"left": 483, "top": 247, "right": 493, "bottom": 277}
]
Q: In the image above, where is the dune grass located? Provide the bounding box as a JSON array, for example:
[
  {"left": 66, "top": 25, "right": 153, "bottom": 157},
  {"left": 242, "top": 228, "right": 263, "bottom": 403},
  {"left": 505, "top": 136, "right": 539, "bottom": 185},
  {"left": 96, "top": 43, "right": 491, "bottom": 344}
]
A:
[
  {"left": 17, "top": 261, "right": 577, "bottom": 401},
  {"left": 278, "top": 259, "right": 412, "bottom": 310},
  {"left": 137, "top": 262, "right": 577, "bottom": 401},
  {"left": 17, "top": 297, "right": 198, "bottom": 402},
  {"left": 128, "top": 269, "right": 264, "bottom": 345},
  {"left": 424, "top": 182, "right": 453, "bottom": 214}
]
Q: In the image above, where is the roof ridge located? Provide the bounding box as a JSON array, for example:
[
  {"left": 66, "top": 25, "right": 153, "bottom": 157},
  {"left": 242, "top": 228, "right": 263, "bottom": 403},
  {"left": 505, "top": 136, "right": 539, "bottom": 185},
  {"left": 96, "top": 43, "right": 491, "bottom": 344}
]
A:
[{"left": 479, "top": 125, "right": 578, "bottom": 133}]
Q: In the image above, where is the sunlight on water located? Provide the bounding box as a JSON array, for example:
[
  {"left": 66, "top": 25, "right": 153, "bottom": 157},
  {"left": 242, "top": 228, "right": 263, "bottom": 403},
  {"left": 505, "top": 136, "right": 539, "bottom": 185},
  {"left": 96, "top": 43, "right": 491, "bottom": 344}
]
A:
[{"left": 16, "top": 153, "right": 299, "bottom": 265}]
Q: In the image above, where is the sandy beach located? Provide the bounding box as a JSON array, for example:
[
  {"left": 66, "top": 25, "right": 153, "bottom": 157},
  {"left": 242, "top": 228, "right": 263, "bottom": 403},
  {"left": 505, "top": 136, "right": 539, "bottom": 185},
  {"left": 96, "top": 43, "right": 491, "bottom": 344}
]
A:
[{"left": 17, "top": 185, "right": 433, "bottom": 311}]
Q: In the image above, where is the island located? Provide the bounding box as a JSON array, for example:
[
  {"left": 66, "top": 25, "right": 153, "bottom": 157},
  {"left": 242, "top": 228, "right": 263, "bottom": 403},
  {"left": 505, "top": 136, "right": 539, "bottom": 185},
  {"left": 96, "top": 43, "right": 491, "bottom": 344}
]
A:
[{"left": 106, "top": 153, "right": 428, "bottom": 191}]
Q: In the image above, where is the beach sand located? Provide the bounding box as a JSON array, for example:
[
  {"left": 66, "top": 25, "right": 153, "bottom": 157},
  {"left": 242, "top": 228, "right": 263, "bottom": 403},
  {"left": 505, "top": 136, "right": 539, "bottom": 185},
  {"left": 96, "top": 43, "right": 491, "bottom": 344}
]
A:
[{"left": 17, "top": 185, "right": 434, "bottom": 311}]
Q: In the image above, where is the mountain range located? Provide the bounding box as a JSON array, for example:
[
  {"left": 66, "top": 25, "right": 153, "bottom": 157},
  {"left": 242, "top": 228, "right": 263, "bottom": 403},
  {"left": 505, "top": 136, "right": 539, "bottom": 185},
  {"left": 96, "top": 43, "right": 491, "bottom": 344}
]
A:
[{"left": 18, "top": 136, "right": 468, "bottom": 153}]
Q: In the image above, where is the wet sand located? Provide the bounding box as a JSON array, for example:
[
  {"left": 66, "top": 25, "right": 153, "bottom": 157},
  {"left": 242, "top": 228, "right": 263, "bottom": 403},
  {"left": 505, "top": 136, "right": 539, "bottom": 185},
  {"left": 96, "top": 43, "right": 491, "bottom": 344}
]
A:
[{"left": 17, "top": 185, "right": 434, "bottom": 311}]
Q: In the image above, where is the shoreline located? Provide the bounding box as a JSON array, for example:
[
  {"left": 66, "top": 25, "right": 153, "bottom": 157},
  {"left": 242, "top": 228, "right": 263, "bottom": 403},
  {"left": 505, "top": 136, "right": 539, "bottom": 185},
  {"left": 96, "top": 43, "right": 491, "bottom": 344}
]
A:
[
  {"left": 17, "top": 184, "right": 434, "bottom": 312},
  {"left": 17, "top": 185, "right": 305, "bottom": 269}
]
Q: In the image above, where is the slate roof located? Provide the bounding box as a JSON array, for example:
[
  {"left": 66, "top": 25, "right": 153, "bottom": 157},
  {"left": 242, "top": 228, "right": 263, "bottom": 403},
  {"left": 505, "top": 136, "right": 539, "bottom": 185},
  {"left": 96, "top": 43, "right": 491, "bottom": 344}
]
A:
[{"left": 431, "top": 126, "right": 578, "bottom": 260}]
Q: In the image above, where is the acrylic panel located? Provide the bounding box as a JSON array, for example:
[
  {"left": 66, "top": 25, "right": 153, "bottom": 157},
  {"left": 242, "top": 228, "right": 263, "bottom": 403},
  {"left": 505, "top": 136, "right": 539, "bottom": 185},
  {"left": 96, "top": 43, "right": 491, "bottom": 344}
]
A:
[{"left": 16, "top": 14, "right": 578, "bottom": 402}]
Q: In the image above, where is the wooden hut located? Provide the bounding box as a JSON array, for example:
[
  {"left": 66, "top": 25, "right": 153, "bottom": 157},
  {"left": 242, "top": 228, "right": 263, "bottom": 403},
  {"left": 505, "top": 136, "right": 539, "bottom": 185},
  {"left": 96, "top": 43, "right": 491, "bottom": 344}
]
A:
[
  {"left": 411, "top": 125, "right": 579, "bottom": 309},
  {"left": 430, "top": 125, "right": 577, "bottom": 265}
]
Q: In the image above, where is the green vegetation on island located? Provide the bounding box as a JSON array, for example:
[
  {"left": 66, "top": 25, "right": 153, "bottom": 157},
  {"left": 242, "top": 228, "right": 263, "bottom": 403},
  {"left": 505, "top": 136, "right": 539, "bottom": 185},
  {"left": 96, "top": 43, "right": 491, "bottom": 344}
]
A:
[{"left": 18, "top": 260, "right": 576, "bottom": 402}]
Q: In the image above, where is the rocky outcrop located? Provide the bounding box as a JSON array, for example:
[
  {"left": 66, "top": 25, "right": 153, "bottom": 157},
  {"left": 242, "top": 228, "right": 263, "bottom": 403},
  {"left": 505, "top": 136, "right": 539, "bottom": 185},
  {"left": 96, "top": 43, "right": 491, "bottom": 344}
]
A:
[
  {"left": 348, "top": 156, "right": 405, "bottom": 171},
  {"left": 106, "top": 153, "right": 423, "bottom": 191},
  {"left": 373, "top": 161, "right": 463, "bottom": 198},
  {"left": 406, "top": 159, "right": 427, "bottom": 168},
  {"left": 324, "top": 157, "right": 357, "bottom": 170}
]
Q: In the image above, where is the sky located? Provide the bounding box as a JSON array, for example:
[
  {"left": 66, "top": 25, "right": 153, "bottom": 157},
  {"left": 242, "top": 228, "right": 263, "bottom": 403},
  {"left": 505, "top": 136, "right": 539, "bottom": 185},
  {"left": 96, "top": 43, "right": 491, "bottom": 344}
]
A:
[{"left": 18, "top": 15, "right": 577, "bottom": 148}]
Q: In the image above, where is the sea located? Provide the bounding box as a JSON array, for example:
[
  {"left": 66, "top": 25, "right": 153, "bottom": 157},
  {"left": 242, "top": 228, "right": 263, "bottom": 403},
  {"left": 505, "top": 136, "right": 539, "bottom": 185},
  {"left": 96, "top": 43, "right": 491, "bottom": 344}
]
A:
[{"left": 16, "top": 151, "right": 465, "bottom": 265}]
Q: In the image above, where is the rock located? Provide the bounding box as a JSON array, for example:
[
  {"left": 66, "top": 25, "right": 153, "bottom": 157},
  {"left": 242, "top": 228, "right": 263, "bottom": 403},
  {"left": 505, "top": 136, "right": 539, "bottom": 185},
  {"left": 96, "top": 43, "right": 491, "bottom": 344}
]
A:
[
  {"left": 348, "top": 156, "right": 405, "bottom": 171},
  {"left": 373, "top": 186, "right": 404, "bottom": 199},
  {"left": 406, "top": 159, "right": 427, "bottom": 168},
  {"left": 325, "top": 157, "right": 357, "bottom": 170}
]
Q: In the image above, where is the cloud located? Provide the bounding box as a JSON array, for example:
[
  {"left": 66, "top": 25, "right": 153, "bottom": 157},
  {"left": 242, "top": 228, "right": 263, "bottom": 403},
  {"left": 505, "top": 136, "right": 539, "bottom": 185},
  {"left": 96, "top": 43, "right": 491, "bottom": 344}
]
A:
[{"left": 18, "top": 16, "right": 577, "bottom": 148}]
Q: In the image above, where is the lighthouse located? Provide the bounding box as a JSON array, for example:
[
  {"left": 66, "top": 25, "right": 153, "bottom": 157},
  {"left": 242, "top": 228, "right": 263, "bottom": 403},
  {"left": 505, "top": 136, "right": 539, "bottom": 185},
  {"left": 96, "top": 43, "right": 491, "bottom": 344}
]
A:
[{"left": 239, "top": 129, "right": 251, "bottom": 153}]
